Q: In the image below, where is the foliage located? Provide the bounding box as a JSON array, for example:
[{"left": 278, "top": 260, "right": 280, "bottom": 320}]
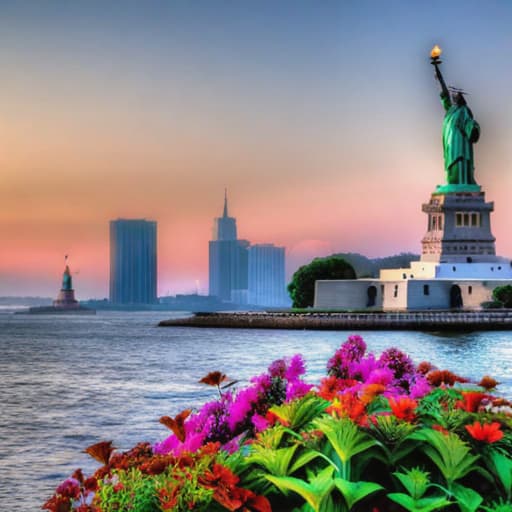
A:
[
  {"left": 492, "top": 285, "right": 512, "bottom": 308},
  {"left": 43, "top": 335, "right": 512, "bottom": 512},
  {"left": 287, "top": 256, "right": 356, "bottom": 308}
]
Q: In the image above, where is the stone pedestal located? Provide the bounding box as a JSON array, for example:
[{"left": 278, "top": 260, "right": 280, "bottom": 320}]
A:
[
  {"left": 421, "top": 191, "right": 497, "bottom": 263},
  {"left": 53, "top": 289, "right": 80, "bottom": 309}
]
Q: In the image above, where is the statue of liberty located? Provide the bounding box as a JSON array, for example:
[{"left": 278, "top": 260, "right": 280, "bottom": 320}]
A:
[{"left": 430, "top": 46, "right": 480, "bottom": 188}]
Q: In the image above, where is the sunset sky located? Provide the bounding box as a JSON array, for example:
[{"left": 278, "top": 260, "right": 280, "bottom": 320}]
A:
[{"left": 2, "top": 1, "right": 512, "bottom": 298}]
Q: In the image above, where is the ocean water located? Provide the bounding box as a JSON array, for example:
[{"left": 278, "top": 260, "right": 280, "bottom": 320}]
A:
[{"left": 0, "top": 310, "right": 511, "bottom": 511}]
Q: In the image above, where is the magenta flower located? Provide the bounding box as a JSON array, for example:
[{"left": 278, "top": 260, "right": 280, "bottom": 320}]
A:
[
  {"left": 285, "top": 354, "right": 306, "bottom": 381},
  {"left": 56, "top": 478, "right": 81, "bottom": 499},
  {"left": 285, "top": 380, "right": 314, "bottom": 402}
]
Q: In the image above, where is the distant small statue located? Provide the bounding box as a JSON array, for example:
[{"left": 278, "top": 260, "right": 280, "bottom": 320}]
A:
[
  {"left": 430, "top": 46, "right": 480, "bottom": 186},
  {"left": 62, "top": 265, "right": 73, "bottom": 291}
]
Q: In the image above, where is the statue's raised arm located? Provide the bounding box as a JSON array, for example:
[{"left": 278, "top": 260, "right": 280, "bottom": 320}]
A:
[{"left": 430, "top": 46, "right": 480, "bottom": 189}]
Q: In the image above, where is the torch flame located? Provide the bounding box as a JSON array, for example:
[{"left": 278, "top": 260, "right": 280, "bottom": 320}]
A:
[{"left": 430, "top": 45, "right": 442, "bottom": 59}]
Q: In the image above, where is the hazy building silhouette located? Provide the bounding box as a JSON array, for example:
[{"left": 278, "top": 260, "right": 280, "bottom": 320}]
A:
[
  {"left": 110, "top": 219, "right": 157, "bottom": 304},
  {"left": 248, "top": 244, "right": 288, "bottom": 307},
  {"left": 209, "top": 192, "right": 249, "bottom": 303}
]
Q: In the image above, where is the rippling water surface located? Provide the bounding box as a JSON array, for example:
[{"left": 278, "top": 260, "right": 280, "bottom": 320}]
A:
[{"left": 0, "top": 311, "right": 511, "bottom": 510}]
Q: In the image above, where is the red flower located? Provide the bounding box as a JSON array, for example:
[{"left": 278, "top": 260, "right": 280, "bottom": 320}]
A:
[
  {"left": 457, "top": 391, "right": 489, "bottom": 413},
  {"left": 83, "top": 477, "right": 98, "bottom": 492},
  {"left": 432, "top": 424, "right": 449, "bottom": 436},
  {"left": 465, "top": 421, "right": 504, "bottom": 443},
  {"left": 42, "top": 495, "right": 72, "bottom": 512},
  {"left": 327, "top": 392, "right": 368, "bottom": 426},
  {"left": 318, "top": 376, "right": 358, "bottom": 401},
  {"left": 388, "top": 396, "right": 417, "bottom": 422}
]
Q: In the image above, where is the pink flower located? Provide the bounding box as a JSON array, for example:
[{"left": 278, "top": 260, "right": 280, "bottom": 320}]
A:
[
  {"left": 285, "top": 354, "right": 306, "bottom": 381},
  {"left": 251, "top": 413, "right": 270, "bottom": 432},
  {"left": 56, "top": 478, "right": 81, "bottom": 499},
  {"left": 285, "top": 381, "right": 313, "bottom": 402}
]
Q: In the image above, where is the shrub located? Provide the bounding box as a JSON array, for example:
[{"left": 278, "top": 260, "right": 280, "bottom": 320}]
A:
[{"left": 287, "top": 256, "right": 356, "bottom": 308}]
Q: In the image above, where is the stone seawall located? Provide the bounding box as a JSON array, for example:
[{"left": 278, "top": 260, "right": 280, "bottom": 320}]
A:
[{"left": 158, "top": 311, "right": 512, "bottom": 330}]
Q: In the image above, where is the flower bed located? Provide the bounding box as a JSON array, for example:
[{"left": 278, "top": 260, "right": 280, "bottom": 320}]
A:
[{"left": 43, "top": 335, "right": 512, "bottom": 512}]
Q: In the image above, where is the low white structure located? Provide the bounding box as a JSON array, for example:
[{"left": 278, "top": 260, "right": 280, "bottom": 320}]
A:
[{"left": 315, "top": 186, "right": 512, "bottom": 310}]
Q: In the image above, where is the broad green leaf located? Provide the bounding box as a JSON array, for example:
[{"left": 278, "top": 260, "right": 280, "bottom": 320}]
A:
[
  {"left": 411, "top": 429, "right": 479, "bottom": 485},
  {"left": 270, "top": 394, "right": 329, "bottom": 431},
  {"left": 266, "top": 466, "right": 335, "bottom": 512},
  {"left": 313, "top": 416, "right": 379, "bottom": 478},
  {"left": 393, "top": 467, "right": 430, "bottom": 500},
  {"left": 388, "top": 493, "right": 452, "bottom": 512},
  {"left": 333, "top": 478, "right": 383, "bottom": 509},
  {"left": 247, "top": 444, "right": 298, "bottom": 476},
  {"left": 450, "top": 482, "right": 483, "bottom": 512},
  {"left": 487, "top": 450, "right": 512, "bottom": 500},
  {"left": 289, "top": 449, "right": 335, "bottom": 475}
]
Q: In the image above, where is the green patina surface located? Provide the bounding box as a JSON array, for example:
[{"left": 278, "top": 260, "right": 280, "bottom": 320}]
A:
[{"left": 432, "top": 54, "right": 481, "bottom": 194}]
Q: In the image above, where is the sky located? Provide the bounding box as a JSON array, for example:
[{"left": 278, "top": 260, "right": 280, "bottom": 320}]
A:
[{"left": 2, "top": 0, "right": 512, "bottom": 298}]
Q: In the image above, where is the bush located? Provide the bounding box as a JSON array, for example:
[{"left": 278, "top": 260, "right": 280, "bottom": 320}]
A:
[
  {"left": 481, "top": 300, "right": 504, "bottom": 310},
  {"left": 287, "top": 256, "right": 356, "bottom": 308},
  {"left": 43, "top": 336, "right": 512, "bottom": 512},
  {"left": 492, "top": 285, "right": 512, "bottom": 308}
]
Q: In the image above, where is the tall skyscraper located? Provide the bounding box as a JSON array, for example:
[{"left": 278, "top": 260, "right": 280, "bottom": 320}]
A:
[
  {"left": 248, "top": 244, "right": 289, "bottom": 307},
  {"left": 209, "top": 192, "right": 249, "bottom": 303},
  {"left": 109, "top": 219, "right": 157, "bottom": 304}
]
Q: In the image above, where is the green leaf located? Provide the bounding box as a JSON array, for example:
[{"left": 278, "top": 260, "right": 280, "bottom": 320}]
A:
[
  {"left": 487, "top": 449, "right": 512, "bottom": 500},
  {"left": 411, "top": 429, "right": 479, "bottom": 485},
  {"left": 388, "top": 493, "right": 452, "bottom": 512},
  {"left": 266, "top": 466, "right": 335, "bottom": 512},
  {"left": 393, "top": 467, "right": 430, "bottom": 500},
  {"left": 270, "top": 394, "right": 329, "bottom": 431},
  {"left": 313, "top": 416, "right": 379, "bottom": 479},
  {"left": 289, "top": 449, "right": 335, "bottom": 475},
  {"left": 247, "top": 444, "right": 299, "bottom": 476},
  {"left": 450, "top": 482, "right": 483, "bottom": 512},
  {"left": 333, "top": 478, "right": 383, "bottom": 509}
]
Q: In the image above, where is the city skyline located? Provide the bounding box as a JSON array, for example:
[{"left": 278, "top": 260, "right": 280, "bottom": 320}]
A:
[{"left": 2, "top": 1, "right": 512, "bottom": 298}]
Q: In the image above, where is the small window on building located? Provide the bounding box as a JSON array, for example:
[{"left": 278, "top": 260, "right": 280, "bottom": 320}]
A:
[
  {"left": 456, "top": 213, "right": 463, "bottom": 227},
  {"left": 463, "top": 213, "right": 470, "bottom": 226},
  {"left": 467, "top": 257, "right": 472, "bottom": 263},
  {"left": 471, "top": 213, "right": 480, "bottom": 227},
  {"left": 380, "top": 284, "right": 384, "bottom": 295},
  {"left": 468, "top": 286, "right": 472, "bottom": 295},
  {"left": 402, "top": 273, "right": 407, "bottom": 279},
  {"left": 452, "top": 266, "right": 456, "bottom": 272},
  {"left": 498, "top": 266, "right": 502, "bottom": 270},
  {"left": 423, "top": 285, "right": 430, "bottom": 296},
  {"left": 394, "top": 285, "right": 398, "bottom": 298},
  {"left": 438, "top": 215, "right": 443, "bottom": 230},
  {"left": 432, "top": 216, "right": 437, "bottom": 230}
]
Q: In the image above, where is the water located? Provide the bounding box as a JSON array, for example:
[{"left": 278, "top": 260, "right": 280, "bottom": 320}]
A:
[{"left": 0, "top": 311, "right": 511, "bottom": 511}]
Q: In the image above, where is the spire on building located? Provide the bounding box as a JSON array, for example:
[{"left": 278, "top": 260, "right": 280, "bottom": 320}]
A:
[
  {"left": 223, "top": 188, "right": 229, "bottom": 218},
  {"left": 212, "top": 190, "right": 237, "bottom": 241}
]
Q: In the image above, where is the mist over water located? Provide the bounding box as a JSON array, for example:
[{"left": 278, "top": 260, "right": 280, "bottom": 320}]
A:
[{"left": 0, "top": 311, "right": 511, "bottom": 510}]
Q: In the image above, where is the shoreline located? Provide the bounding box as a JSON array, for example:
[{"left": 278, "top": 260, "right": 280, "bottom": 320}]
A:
[{"left": 158, "top": 310, "right": 512, "bottom": 330}]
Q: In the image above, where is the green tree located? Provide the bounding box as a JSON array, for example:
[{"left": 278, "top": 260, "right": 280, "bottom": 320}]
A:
[
  {"left": 287, "top": 256, "right": 356, "bottom": 308},
  {"left": 492, "top": 285, "right": 512, "bottom": 308}
]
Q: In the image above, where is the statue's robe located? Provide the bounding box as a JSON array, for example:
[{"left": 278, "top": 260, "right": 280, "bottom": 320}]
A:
[{"left": 441, "top": 93, "right": 480, "bottom": 184}]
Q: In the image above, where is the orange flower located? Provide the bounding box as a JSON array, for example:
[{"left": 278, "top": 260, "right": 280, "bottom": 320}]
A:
[
  {"left": 427, "top": 369, "right": 467, "bottom": 387},
  {"left": 465, "top": 421, "right": 504, "bottom": 443},
  {"left": 327, "top": 392, "right": 367, "bottom": 426},
  {"left": 388, "top": 397, "right": 417, "bottom": 422},
  {"left": 478, "top": 375, "right": 500, "bottom": 390},
  {"left": 359, "top": 383, "right": 386, "bottom": 405},
  {"left": 318, "top": 376, "right": 358, "bottom": 401},
  {"left": 457, "top": 391, "right": 489, "bottom": 413}
]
